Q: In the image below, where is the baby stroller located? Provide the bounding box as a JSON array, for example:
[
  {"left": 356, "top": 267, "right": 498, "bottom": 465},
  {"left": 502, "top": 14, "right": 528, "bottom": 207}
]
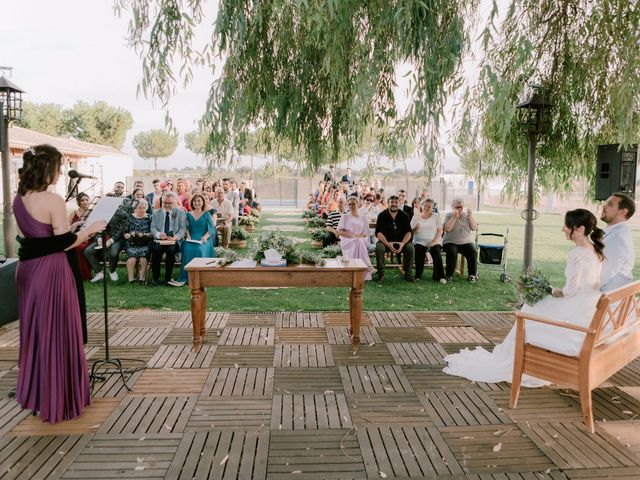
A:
[{"left": 476, "top": 226, "right": 510, "bottom": 282}]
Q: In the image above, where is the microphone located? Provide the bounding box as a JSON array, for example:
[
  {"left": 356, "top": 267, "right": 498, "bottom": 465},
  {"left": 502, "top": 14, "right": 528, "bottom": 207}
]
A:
[{"left": 68, "top": 170, "right": 97, "bottom": 180}]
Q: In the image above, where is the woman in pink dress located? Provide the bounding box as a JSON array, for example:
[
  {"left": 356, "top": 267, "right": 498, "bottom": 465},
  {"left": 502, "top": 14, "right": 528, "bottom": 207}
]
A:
[
  {"left": 14, "top": 144, "right": 105, "bottom": 423},
  {"left": 337, "top": 196, "right": 375, "bottom": 281}
]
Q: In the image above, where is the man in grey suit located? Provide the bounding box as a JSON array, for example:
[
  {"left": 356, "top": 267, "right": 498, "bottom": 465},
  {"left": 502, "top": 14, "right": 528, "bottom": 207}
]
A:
[{"left": 150, "top": 192, "right": 186, "bottom": 286}]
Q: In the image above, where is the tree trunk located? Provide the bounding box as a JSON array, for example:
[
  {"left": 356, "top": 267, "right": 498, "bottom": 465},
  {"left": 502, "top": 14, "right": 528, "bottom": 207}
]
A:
[{"left": 154, "top": 157, "right": 158, "bottom": 172}]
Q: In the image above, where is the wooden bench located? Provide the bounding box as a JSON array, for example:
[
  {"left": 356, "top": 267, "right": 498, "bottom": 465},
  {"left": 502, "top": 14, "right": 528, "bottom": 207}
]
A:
[{"left": 511, "top": 281, "right": 640, "bottom": 433}]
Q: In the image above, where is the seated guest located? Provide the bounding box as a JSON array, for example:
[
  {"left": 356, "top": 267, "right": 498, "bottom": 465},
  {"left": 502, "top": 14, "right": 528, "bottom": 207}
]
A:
[
  {"left": 146, "top": 179, "right": 162, "bottom": 214},
  {"left": 150, "top": 192, "right": 186, "bottom": 286},
  {"left": 375, "top": 195, "right": 415, "bottom": 283},
  {"left": 124, "top": 198, "right": 152, "bottom": 283},
  {"left": 131, "top": 187, "right": 145, "bottom": 203},
  {"left": 324, "top": 196, "right": 346, "bottom": 247},
  {"left": 210, "top": 187, "right": 234, "bottom": 248},
  {"left": 85, "top": 181, "right": 132, "bottom": 282},
  {"left": 176, "top": 179, "right": 191, "bottom": 211},
  {"left": 177, "top": 193, "right": 216, "bottom": 284},
  {"left": 307, "top": 193, "right": 316, "bottom": 211},
  {"left": 397, "top": 190, "right": 414, "bottom": 221},
  {"left": 68, "top": 192, "right": 93, "bottom": 280},
  {"left": 443, "top": 197, "right": 478, "bottom": 282},
  {"left": 412, "top": 199, "right": 445, "bottom": 283},
  {"left": 338, "top": 197, "right": 374, "bottom": 281},
  {"left": 600, "top": 193, "right": 636, "bottom": 291},
  {"left": 127, "top": 180, "right": 145, "bottom": 199}
]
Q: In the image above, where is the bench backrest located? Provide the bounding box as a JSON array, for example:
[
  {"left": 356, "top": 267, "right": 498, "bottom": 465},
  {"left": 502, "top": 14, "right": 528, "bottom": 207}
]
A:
[{"left": 586, "top": 281, "right": 640, "bottom": 351}]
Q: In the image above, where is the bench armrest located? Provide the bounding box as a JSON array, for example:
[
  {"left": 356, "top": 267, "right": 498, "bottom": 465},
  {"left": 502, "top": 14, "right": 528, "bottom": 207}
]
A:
[{"left": 515, "top": 312, "right": 595, "bottom": 334}]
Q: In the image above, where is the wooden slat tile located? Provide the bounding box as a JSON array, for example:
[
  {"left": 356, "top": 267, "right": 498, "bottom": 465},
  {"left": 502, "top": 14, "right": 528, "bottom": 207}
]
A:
[
  {"left": 357, "top": 425, "right": 464, "bottom": 477},
  {"left": 387, "top": 342, "right": 448, "bottom": 365},
  {"left": 0, "top": 370, "right": 18, "bottom": 398},
  {"left": 326, "top": 326, "right": 382, "bottom": 345},
  {"left": 271, "top": 394, "right": 352, "bottom": 430},
  {"left": 219, "top": 327, "right": 275, "bottom": 346},
  {"left": 147, "top": 344, "right": 216, "bottom": 368},
  {"left": 122, "top": 311, "right": 185, "bottom": 328},
  {"left": 61, "top": 433, "right": 181, "bottom": 479},
  {"left": 520, "top": 422, "right": 640, "bottom": 469},
  {"left": 457, "top": 311, "right": 515, "bottom": 328},
  {"left": 167, "top": 430, "right": 269, "bottom": 480},
  {"left": 275, "top": 328, "right": 327, "bottom": 344},
  {"left": 427, "top": 326, "right": 490, "bottom": 344},
  {"left": 340, "top": 365, "right": 413, "bottom": 395},
  {"left": 565, "top": 467, "right": 640, "bottom": 479},
  {"left": 403, "top": 366, "right": 479, "bottom": 391},
  {"left": 89, "top": 346, "right": 159, "bottom": 370},
  {"left": 475, "top": 326, "right": 513, "bottom": 344},
  {"left": 487, "top": 388, "right": 582, "bottom": 424},
  {"left": 211, "top": 346, "right": 276, "bottom": 367},
  {"left": 85, "top": 312, "right": 129, "bottom": 330},
  {"left": 348, "top": 394, "right": 432, "bottom": 426},
  {"left": 440, "top": 424, "right": 555, "bottom": 474},
  {"left": 201, "top": 368, "right": 274, "bottom": 397},
  {"left": 377, "top": 327, "right": 435, "bottom": 342},
  {"left": 227, "top": 313, "right": 277, "bottom": 327},
  {"left": 132, "top": 369, "right": 209, "bottom": 394},
  {"left": 274, "top": 368, "right": 343, "bottom": 395},
  {"left": 442, "top": 343, "right": 496, "bottom": 354},
  {"left": 332, "top": 344, "right": 395, "bottom": 366},
  {"left": 0, "top": 434, "right": 91, "bottom": 480},
  {"left": 323, "top": 312, "right": 372, "bottom": 327},
  {"left": 162, "top": 327, "right": 221, "bottom": 344},
  {"left": 369, "top": 311, "right": 420, "bottom": 327},
  {"left": 11, "top": 398, "right": 120, "bottom": 436},
  {"left": 0, "top": 328, "right": 20, "bottom": 347},
  {"left": 91, "top": 370, "right": 144, "bottom": 399},
  {"left": 276, "top": 312, "right": 324, "bottom": 328},
  {"left": 414, "top": 312, "right": 468, "bottom": 326},
  {"left": 98, "top": 395, "right": 196, "bottom": 434},
  {"left": 419, "top": 389, "right": 512, "bottom": 426},
  {"left": 175, "top": 311, "right": 228, "bottom": 329},
  {"left": 0, "top": 398, "right": 30, "bottom": 436},
  {"left": 268, "top": 429, "right": 365, "bottom": 479},
  {"left": 556, "top": 387, "right": 640, "bottom": 422},
  {"left": 188, "top": 397, "right": 271, "bottom": 431},
  {"left": 597, "top": 420, "right": 640, "bottom": 458},
  {"left": 108, "top": 327, "right": 170, "bottom": 347},
  {"left": 274, "top": 345, "right": 335, "bottom": 367}
]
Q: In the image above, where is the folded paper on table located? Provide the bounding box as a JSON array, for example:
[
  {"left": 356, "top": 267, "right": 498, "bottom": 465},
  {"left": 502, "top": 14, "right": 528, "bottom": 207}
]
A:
[
  {"left": 260, "top": 259, "right": 287, "bottom": 267},
  {"left": 230, "top": 259, "right": 258, "bottom": 268}
]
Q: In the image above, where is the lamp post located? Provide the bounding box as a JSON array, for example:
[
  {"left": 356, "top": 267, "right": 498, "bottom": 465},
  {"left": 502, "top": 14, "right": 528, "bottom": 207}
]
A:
[
  {"left": 0, "top": 68, "right": 25, "bottom": 258},
  {"left": 516, "top": 84, "right": 553, "bottom": 274}
]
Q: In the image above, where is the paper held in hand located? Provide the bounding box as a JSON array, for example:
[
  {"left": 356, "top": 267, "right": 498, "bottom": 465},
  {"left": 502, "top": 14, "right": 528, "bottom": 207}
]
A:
[{"left": 80, "top": 196, "right": 124, "bottom": 230}]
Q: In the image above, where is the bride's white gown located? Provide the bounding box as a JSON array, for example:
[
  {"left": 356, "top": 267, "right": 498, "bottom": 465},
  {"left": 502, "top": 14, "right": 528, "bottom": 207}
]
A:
[{"left": 444, "top": 247, "right": 602, "bottom": 387}]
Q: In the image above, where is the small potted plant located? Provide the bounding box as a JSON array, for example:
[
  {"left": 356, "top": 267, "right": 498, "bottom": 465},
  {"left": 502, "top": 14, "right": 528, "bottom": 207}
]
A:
[
  {"left": 229, "top": 225, "right": 249, "bottom": 249},
  {"left": 310, "top": 228, "right": 325, "bottom": 249},
  {"left": 238, "top": 215, "right": 258, "bottom": 233},
  {"left": 306, "top": 216, "right": 326, "bottom": 229},
  {"left": 302, "top": 209, "right": 318, "bottom": 223}
]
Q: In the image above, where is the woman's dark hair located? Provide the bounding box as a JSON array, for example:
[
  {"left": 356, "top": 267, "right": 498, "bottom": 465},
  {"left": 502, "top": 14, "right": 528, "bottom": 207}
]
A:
[
  {"left": 565, "top": 208, "right": 605, "bottom": 260},
  {"left": 18, "top": 144, "right": 63, "bottom": 195},
  {"left": 75, "top": 192, "right": 89, "bottom": 206},
  {"left": 190, "top": 192, "right": 207, "bottom": 211},
  {"left": 132, "top": 188, "right": 144, "bottom": 198}
]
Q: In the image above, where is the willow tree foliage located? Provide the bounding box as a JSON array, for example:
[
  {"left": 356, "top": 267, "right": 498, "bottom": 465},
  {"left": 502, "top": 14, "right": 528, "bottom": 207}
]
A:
[
  {"left": 457, "top": 0, "right": 640, "bottom": 197},
  {"left": 115, "top": 0, "right": 476, "bottom": 173}
]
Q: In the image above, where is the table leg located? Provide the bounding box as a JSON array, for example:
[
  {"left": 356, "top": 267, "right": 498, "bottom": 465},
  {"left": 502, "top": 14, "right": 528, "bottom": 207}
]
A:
[
  {"left": 191, "top": 288, "right": 202, "bottom": 347},
  {"left": 349, "top": 286, "right": 363, "bottom": 347},
  {"left": 199, "top": 288, "right": 207, "bottom": 338}
]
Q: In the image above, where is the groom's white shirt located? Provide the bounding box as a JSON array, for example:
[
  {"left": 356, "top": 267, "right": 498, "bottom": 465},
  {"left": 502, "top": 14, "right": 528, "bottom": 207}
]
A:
[{"left": 601, "top": 221, "right": 635, "bottom": 292}]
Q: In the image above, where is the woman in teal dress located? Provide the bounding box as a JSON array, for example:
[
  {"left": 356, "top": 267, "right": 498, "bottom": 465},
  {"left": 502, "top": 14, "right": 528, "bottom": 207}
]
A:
[{"left": 178, "top": 193, "right": 215, "bottom": 283}]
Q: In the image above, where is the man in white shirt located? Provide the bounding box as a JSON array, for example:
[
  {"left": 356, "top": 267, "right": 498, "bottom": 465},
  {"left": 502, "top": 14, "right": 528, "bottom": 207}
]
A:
[
  {"left": 211, "top": 187, "right": 234, "bottom": 248},
  {"left": 222, "top": 178, "right": 240, "bottom": 224},
  {"left": 600, "top": 192, "right": 636, "bottom": 292}
]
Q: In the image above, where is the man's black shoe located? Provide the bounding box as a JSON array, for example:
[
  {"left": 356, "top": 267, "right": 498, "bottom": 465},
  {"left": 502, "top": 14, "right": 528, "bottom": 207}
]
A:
[
  {"left": 150, "top": 279, "right": 159, "bottom": 287},
  {"left": 377, "top": 273, "right": 384, "bottom": 285},
  {"left": 404, "top": 274, "right": 416, "bottom": 283}
]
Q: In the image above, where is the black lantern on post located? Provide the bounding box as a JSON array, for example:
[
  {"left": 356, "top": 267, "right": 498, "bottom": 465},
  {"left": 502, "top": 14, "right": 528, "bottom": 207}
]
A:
[
  {"left": 0, "top": 67, "right": 25, "bottom": 258},
  {"left": 516, "top": 84, "right": 553, "bottom": 274}
]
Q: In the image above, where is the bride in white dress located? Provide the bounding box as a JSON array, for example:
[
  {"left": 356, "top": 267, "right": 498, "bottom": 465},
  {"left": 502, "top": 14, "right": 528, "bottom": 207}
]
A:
[{"left": 444, "top": 209, "right": 605, "bottom": 387}]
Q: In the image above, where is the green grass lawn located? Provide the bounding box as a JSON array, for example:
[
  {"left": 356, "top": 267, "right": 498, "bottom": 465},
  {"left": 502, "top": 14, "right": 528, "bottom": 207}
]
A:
[{"left": 84, "top": 207, "right": 640, "bottom": 313}]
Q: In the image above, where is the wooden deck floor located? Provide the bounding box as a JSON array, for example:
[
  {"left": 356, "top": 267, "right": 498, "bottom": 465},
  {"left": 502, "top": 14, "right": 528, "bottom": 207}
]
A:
[{"left": 2, "top": 310, "right": 640, "bottom": 479}]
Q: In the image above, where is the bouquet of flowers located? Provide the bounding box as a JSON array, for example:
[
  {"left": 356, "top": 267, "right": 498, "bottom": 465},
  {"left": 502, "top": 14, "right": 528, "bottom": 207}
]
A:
[
  {"left": 319, "top": 244, "right": 342, "bottom": 258},
  {"left": 516, "top": 269, "right": 552, "bottom": 305},
  {"left": 306, "top": 216, "right": 326, "bottom": 229},
  {"left": 214, "top": 247, "right": 238, "bottom": 265},
  {"left": 302, "top": 209, "right": 318, "bottom": 219},
  {"left": 252, "top": 231, "right": 302, "bottom": 264}
]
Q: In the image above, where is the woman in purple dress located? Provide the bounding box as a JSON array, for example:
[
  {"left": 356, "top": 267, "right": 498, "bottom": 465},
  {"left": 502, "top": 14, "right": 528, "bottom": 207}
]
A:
[
  {"left": 337, "top": 196, "right": 375, "bottom": 281},
  {"left": 13, "top": 144, "right": 105, "bottom": 423}
]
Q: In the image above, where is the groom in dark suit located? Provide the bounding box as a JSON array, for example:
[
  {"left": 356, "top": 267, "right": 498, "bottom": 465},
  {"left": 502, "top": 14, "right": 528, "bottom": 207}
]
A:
[{"left": 150, "top": 192, "right": 186, "bottom": 286}]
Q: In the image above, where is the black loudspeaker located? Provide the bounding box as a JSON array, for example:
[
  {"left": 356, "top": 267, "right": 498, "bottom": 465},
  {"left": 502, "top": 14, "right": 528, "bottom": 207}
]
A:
[{"left": 595, "top": 144, "right": 638, "bottom": 200}]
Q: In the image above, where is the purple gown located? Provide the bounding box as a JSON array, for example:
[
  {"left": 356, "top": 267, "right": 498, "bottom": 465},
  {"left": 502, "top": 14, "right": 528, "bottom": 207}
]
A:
[{"left": 13, "top": 195, "right": 91, "bottom": 423}]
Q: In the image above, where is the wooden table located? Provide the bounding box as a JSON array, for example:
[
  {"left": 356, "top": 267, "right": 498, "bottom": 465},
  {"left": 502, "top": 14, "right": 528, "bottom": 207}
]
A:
[{"left": 185, "top": 258, "right": 367, "bottom": 348}]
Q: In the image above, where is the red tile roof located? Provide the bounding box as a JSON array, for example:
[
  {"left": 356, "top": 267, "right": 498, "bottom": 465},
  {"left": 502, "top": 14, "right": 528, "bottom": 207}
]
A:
[{"left": 8, "top": 126, "right": 126, "bottom": 158}]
